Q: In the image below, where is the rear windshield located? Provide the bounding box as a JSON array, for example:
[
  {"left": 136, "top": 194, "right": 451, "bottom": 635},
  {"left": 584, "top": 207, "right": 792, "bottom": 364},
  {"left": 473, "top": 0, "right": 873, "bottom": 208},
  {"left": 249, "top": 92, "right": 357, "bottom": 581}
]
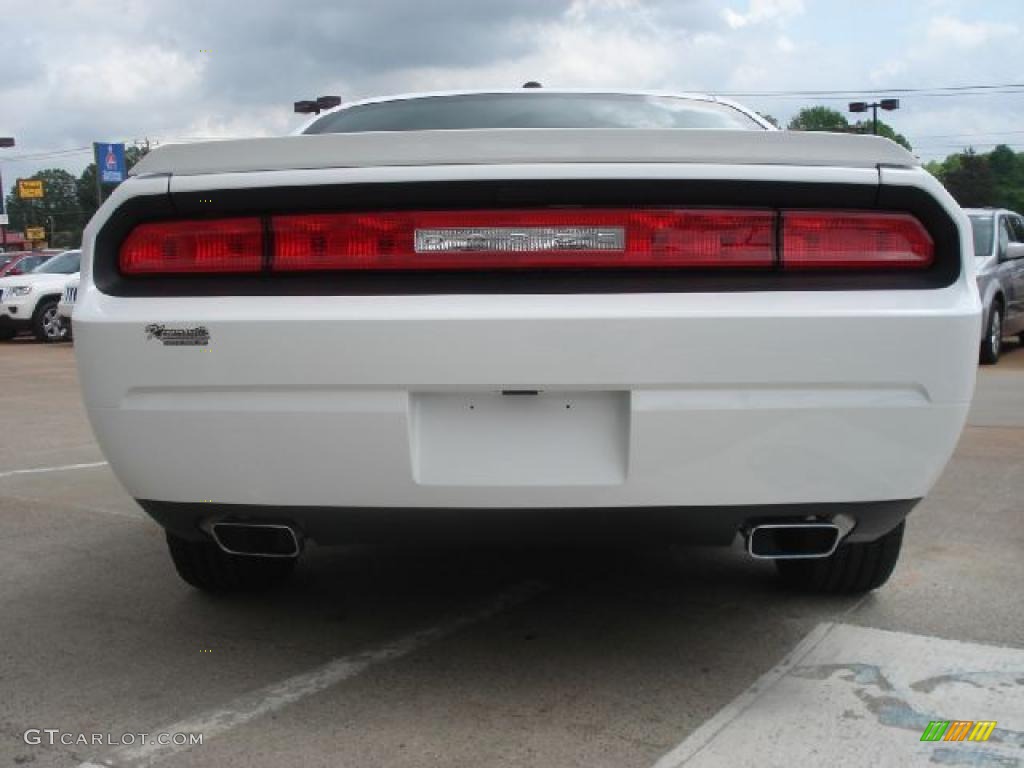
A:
[
  {"left": 305, "top": 93, "right": 764, "bottom": 134},
  {"left": 969, "top": 215, "right": 994, "bottom": 257},
  {"left": 32, "top": 251, "right": 80, "bottom": 274}
]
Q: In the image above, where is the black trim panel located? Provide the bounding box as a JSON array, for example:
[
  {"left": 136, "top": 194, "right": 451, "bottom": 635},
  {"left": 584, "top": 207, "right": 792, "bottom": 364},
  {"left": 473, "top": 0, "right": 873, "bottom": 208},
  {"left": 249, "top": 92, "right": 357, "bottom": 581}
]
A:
[
  {"left": 93, "top": 180, "right": 960, "bottom": 296},
  {"left": 139, "top": 498, "right": 919, "bottom": 547}
]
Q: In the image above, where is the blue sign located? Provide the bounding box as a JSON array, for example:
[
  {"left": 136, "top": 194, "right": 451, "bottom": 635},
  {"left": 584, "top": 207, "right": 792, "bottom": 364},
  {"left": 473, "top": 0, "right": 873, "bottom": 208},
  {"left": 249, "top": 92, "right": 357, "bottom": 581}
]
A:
[{"left": 95, "top": 142, "right": 127, "bottom": 184}]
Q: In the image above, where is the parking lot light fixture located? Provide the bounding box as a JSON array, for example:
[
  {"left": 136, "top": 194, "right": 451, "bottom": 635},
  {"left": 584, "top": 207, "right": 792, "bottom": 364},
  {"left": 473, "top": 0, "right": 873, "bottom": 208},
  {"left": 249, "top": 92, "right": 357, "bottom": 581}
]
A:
[
  {"left": 294, "top": 96, "right": 342, "bottom": 115},
  {"left": 848, "top": 99, "right": 900, "bottom": 135}
]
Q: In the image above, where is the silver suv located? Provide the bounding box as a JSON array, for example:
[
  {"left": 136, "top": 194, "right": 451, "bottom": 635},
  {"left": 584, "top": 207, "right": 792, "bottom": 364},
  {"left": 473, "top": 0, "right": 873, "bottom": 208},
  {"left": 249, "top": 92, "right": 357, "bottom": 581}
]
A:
[{"left": 967, "top": 208, "right": 1024, "bottom": 364}]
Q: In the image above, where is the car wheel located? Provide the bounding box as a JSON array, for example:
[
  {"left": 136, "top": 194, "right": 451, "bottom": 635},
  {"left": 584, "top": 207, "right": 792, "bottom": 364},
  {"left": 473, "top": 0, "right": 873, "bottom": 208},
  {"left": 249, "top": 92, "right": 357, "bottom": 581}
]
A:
[
  {"left": 775, "top": 521, "right": 904, "bottom": 594},
  {"left": 979, "top": 304, "right": 1003, "bottom": 365},
  {"left": 31, "top": 299, "right": 67, "bottom": 343},
  {"left": 165, "top": 531, "right": 298, "bottom": 592}
]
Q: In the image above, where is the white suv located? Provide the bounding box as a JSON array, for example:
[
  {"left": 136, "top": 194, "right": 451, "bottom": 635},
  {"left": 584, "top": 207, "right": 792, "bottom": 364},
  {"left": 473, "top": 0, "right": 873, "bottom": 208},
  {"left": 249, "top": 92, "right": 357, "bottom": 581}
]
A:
[
  {"left": 0, "top": 250, "right": 81, "bottom": 342},
  {"left": 58, "top": 276, "right": 79, "bottom": 323}
]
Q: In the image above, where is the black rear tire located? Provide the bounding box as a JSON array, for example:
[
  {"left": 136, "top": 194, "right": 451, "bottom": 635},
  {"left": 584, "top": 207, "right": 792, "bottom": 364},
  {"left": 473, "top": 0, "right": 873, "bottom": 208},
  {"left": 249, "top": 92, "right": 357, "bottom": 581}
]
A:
[
  {"left": 166, "top": 531, "right": 297, "bottom": 592},
  {"left": 979, "top": 304, "right": 1003, "bottom": 365},
  {"left": 775, "top": 521, "right": 904, "bottom": 594}
]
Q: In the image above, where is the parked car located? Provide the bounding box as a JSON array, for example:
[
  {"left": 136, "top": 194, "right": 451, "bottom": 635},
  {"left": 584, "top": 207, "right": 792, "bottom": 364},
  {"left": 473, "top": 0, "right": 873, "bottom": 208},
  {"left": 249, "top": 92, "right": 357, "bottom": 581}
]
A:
[
  {"left": 75, "top": 89, "right": 979, "bottom": 595},
  {"left": 966, "top": 208, "right": 1024, "bottom": 363},
  {"left": 58, "top": 276, "right": 79, "bottom": 338},
  {"left": 0, "top": 249, "right": 81, "bottom": 341},
  {"left": 0, "top": 251, "right": 54, "bottom": 277}
]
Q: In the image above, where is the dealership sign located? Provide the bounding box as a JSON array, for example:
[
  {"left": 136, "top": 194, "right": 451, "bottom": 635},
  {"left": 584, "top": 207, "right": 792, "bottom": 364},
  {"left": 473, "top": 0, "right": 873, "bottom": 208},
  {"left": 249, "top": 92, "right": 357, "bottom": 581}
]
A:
[
  {"left": 17, "top": 179, "right": 44, "bottom": 199},
  {"left": 95, "top": 142, "right": 127, "bottom": 184}
]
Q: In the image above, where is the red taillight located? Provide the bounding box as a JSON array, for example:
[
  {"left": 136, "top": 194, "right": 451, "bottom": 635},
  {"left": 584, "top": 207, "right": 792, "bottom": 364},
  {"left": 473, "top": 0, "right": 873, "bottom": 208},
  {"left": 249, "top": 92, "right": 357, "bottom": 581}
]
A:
[
  {"left": 782, "top": 211, "right": 934, "bottom": 269},
  {"left": 118, "top": 209, "right": 935, "bottom": 275},
  {"left": 120, "top": 218, "right": 263, "bottom": 274},
  {"left": 272, "top": 209, "right": 776, "bottom": 271}
]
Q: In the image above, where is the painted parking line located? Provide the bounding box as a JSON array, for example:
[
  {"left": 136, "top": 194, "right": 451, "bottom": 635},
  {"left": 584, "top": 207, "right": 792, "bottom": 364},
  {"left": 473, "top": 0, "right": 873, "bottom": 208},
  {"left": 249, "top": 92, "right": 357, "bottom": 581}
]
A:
[
  {"left": 652, "top": 623, "right": 1024, "bottom": 768},
  {"left": 78, "top": 580, "right": 546, "bottom": 768},
  {"left": 0, "top": 461, "right": 108, "bottom": 480}
]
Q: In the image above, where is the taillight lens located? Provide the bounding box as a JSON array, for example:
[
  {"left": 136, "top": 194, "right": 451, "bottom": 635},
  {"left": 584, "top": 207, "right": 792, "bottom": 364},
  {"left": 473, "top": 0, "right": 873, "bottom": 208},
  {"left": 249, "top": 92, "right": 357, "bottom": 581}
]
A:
[
  {"left": 118, "top": 209, "right": 935, "bottom": 275},
  {"left": 782, "top": 211, "right": 933, "bottom": 269},
  {"left": 272, "top": 209, "right": 776, "bottom": 271},
  {"left": 120, "top": 218, "right": 263, "bottom": 274}
]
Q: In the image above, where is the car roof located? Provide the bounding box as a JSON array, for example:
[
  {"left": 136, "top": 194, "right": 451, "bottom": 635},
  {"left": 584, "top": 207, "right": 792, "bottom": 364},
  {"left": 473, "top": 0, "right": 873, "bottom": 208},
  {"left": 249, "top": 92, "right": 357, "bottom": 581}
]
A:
[
  {"left": 964, "top": 208, "right": 1020, "bottom": 217},
  {"left": 295, "top": 88, "right": 774, "bottom": 133}
]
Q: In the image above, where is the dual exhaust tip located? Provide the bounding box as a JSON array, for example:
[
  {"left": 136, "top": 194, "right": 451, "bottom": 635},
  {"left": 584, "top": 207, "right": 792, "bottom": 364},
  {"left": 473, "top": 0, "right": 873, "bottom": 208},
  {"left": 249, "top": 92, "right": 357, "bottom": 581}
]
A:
[
  {"left": 745, "top": 522, "right": 841, "bottom": 560},
  {"left": 208, "top": 520, "right": 841, "bottom": 561}
]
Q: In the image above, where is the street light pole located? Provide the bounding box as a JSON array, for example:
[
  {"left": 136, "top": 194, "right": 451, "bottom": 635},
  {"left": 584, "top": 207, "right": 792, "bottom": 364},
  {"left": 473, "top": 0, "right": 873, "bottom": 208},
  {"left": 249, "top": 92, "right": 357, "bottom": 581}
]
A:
[
  {"left": 0, "top": 137, "right": 14, "bottom": 251},
  {"left": 848, "top": 99, "right": 900, "bottom": 136}
]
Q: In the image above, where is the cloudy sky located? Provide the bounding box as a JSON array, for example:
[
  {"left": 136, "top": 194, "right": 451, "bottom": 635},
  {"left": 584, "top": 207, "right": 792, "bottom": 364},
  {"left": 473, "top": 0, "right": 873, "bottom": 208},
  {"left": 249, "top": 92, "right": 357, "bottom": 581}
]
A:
[{"left": 1, "top": 0, "right": 1022, "bottom": 186}]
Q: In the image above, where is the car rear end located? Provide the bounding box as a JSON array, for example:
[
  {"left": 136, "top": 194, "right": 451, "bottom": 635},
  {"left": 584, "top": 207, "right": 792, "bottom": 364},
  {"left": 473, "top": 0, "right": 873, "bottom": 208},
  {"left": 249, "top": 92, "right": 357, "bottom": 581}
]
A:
[{"left": 73, "top": 96, "right": 980, "bottom": 593}]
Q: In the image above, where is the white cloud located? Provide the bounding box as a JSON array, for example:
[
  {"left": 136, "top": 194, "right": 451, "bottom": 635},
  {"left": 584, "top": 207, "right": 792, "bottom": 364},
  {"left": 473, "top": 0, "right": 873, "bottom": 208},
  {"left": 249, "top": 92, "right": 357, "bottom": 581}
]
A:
[
  {"left": 926, "top": 16, "right": 1016, "bottom": 48},
  {"left": 1, "top": 0, "right": 1023, "bottom": 184},
  {"left": 776, "top": 35, "right": 795, "bottom": 53},
  {"left": 723, "top": 0, "right": 804, "bottom": 29},
  {"left": 56, "top": 47, "right": 204, "bottom": 106}
]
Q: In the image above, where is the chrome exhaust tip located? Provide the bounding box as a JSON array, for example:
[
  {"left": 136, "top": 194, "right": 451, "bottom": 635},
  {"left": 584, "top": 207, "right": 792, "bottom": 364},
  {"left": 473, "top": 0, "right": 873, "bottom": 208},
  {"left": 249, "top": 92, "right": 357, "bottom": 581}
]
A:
[
  {"left": 210, "top": 522, "right": 302, "bottom": 558},
  {"left": 745, "top": 522, "right": 841, "bottom": 560}
]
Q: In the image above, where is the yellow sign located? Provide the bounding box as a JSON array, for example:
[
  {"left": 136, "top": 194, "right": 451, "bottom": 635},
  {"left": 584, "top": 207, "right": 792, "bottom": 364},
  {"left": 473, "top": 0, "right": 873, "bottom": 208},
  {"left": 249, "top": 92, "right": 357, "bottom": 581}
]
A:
[
  {"left": 25, "top": 226, "right": 46, "bottom": 241},
  {"left": 17, "top": 179, "right": 44, "bottom": 199}
]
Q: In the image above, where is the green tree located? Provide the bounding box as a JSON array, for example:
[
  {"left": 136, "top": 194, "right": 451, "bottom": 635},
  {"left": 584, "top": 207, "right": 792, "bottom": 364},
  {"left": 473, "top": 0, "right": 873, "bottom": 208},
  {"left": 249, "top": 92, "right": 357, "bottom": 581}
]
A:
[
  {"left": 928, "top": 145, "right": 1024, "bottom": 209},
  {"left": 757, "top": 112, "right": 780, "bottom": 128},
  {"left": 787, "top": 106, "right": 849, "bottom": 132},
  {"left": 850, "top": 119, "right": 912, "bottom": 151},
  {"left": 940, "top": 149, "right": 997, "bottom": 207},
  {"left": 988, "top": 143, "right": 1018, "bottom": 178},
  {"left": 2, "top": 144, "right": 151, "bottom": 249},
  {"left": 787, "top": 106, "right": 911, "bottom": 150},
  {"left": 988, "top": 144, "right": 1024, "bottom": 211},
  {"left": 4, "top": 169, "right": 83, "bottom": 248}
]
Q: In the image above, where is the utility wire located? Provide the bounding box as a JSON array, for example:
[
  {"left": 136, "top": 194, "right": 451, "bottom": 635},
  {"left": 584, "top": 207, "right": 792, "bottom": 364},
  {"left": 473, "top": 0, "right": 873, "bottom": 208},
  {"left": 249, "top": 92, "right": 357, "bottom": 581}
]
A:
[
  {"left": 721, "top": 90, "right": 1024, "bottom": 100},
  {"left": 717, "top": 82, "right": 1024, "bottom": 97}
]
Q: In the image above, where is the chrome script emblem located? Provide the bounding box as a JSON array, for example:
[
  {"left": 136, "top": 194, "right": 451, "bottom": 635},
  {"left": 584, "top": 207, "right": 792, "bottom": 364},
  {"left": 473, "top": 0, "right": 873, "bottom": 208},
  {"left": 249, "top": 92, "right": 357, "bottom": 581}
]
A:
[{"left": 144, "top": 324, "right": 210, "bottom": 347}]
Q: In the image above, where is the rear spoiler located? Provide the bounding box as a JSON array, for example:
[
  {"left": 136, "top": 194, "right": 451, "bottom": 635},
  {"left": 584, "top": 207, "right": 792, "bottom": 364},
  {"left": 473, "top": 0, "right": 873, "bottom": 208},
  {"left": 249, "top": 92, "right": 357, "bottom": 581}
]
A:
[{"left": 130, "top": 129, "right": 918, "bottom": 178}]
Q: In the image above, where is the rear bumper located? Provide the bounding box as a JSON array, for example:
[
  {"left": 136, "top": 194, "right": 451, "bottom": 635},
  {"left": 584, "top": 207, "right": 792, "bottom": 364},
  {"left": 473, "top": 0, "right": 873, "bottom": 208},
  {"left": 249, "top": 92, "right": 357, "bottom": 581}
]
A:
[
  {"left": 0, "top": 314, "right": 29, "bottom": 331},
  {"left": 140, "top": 498, "right": 920, "bottom": 546},
  {"left": 75, "top": 288, "right": 979, "bottom": 512}
]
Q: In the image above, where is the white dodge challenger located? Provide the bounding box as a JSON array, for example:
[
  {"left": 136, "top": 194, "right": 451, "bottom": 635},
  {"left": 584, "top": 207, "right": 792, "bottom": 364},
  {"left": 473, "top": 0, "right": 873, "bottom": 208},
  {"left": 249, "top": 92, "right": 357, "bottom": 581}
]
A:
[{"left": 75, "top": 90, "right": 980, "bottom": 594}]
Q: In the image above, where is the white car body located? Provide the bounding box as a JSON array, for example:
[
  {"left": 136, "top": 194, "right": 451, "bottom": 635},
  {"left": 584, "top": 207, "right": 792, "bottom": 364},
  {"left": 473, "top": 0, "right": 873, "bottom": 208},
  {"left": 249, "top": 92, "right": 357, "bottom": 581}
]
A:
[
  {"left": 73, "top": 91, "right": 980, "bottom": 588},
  {"left": 0, "top": 250, "right": 80, "bottom": 341}
]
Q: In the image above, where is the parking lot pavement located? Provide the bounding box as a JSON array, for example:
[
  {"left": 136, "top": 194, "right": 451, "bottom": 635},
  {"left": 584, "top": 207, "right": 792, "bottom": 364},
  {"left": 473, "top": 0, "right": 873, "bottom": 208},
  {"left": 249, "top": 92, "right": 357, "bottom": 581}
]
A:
[{"left": 1, "top": 341, "right": 1022, "bottom": 768}]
